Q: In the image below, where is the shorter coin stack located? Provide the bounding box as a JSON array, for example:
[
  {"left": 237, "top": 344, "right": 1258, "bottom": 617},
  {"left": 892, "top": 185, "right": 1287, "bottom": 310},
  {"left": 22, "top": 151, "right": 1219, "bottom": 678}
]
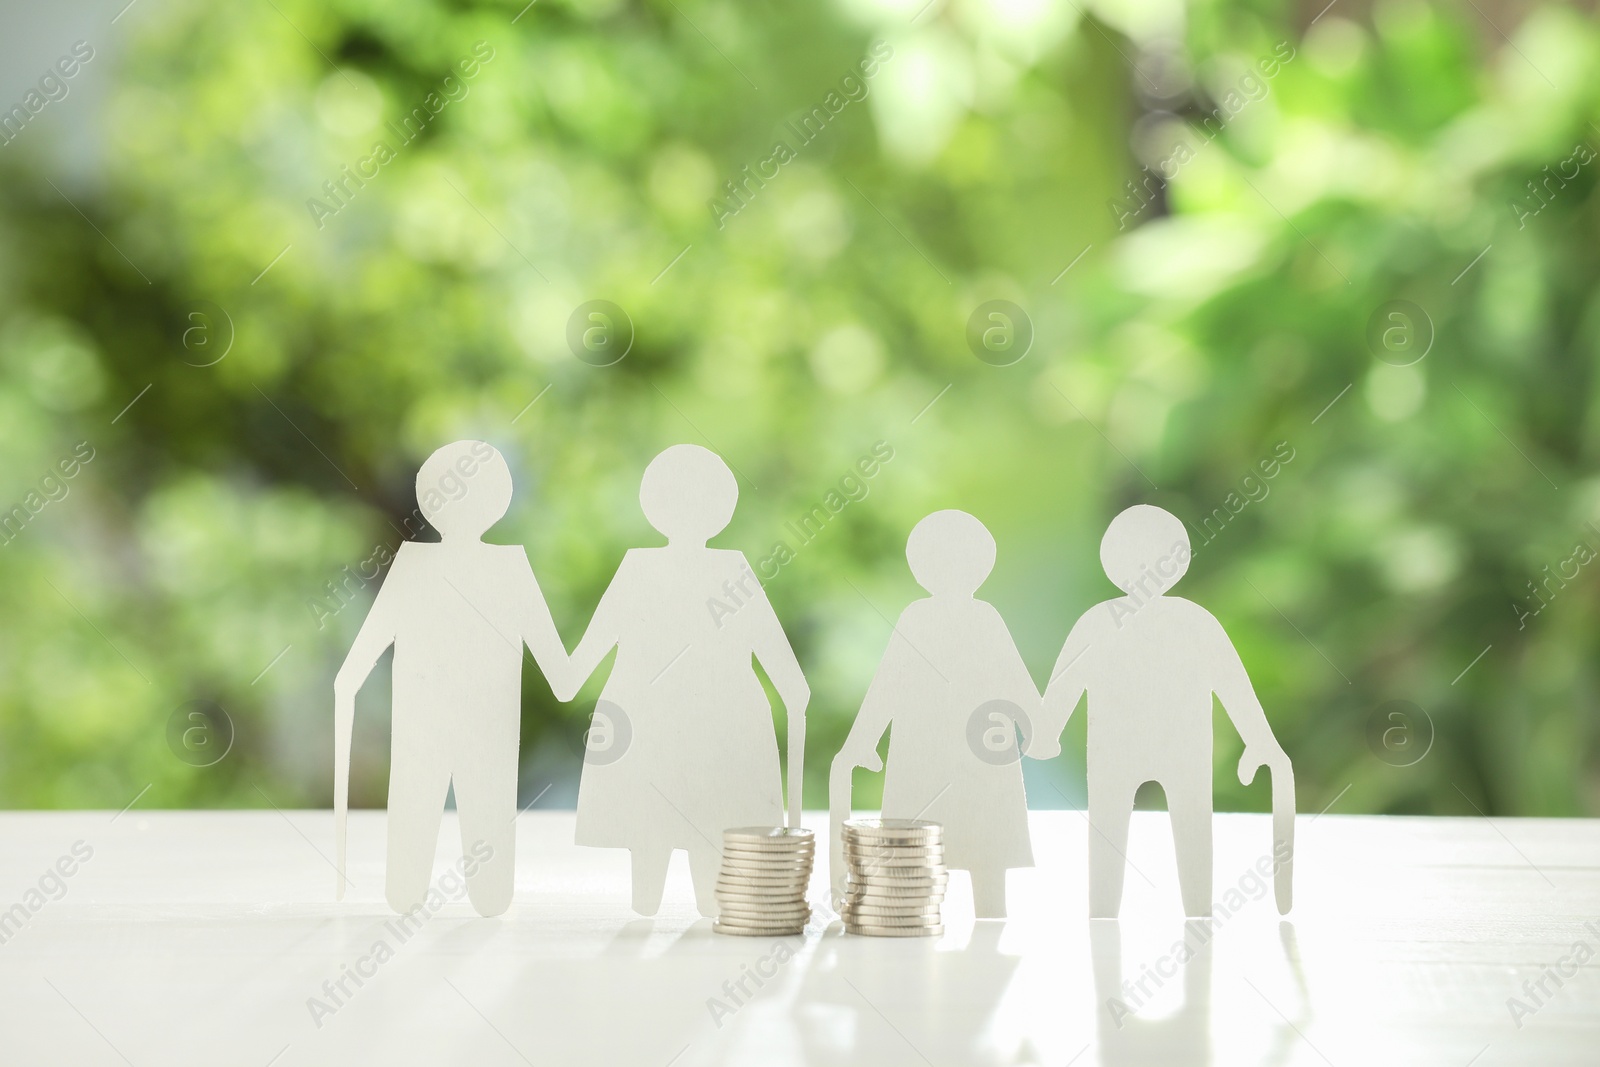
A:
[
  {"left": 840, "top": 819, "right": 946, "bottom": 937},
  {"left": 713, "top": 826, "right": 815, "bottom": 936}
]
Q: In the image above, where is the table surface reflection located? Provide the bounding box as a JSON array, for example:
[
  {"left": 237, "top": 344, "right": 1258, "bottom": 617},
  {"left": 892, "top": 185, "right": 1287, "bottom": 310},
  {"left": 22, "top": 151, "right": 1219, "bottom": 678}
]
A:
[{"left": 0, "top": 809, "right": 1594, "bottom": 1066}]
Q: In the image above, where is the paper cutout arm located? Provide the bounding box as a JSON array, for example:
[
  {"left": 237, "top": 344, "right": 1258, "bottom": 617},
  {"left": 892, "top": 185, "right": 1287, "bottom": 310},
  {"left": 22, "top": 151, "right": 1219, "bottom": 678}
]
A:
[
  {"left": 1034, "top": 613, "right": 1097, "bottom": 760},
  {"left": 745, "top": 585, "right": 810, "bottom": 829},
  {"left": 331, "top": 545, "right": 412, "bottom": 900},
  {"left": 828, "top": 625, "right": 904, "bottom": 900},
  {"left": 559, "top": 560, "right": 627, "bottom": 701},
  {"left": 1206, "top": 618, "right": 1290, "bottom": 785},
  {"left": 833, "top": 628, "right": 911, "bottom": 774},
  {"left": 511, "top": 549, "right": 573, "bottom": 701},
  {"left": 1206, "top": 611, "right": 1296, "bottom": 913},
  {"left": 994, "top": 613, "right": 1046, "bottom": 752}
]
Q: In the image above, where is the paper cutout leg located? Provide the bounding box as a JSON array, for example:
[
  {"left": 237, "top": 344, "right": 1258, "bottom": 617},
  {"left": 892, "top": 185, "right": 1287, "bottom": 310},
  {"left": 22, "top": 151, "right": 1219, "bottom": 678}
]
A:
[
  {"left": 453, "top": 747, "right": 518, "bottom": 917},
  {"left": 384, "top": 717, "right": 453, "bottom": 912},
  {"left": 1037, "top": 504, "right": 1295, "bottom": 918},
  {"left": 1086, "top": 773, "right": 1136, "bottom": 920},
  {"left": 629, "top": 847, "right": 672, "bottom": 916},
  {"left": 1165, "top": 776, "right": 1214, "bottom": 919},
  {"left": 970, "top": 869, "right": 1009, "bottom": 920},
  {"left": 687, "top": 844, "right": 723, "bottom": 918}
]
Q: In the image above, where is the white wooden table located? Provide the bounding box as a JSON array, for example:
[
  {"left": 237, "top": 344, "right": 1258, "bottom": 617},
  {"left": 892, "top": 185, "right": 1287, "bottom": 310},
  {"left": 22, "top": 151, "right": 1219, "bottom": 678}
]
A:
[{"left": 0, "top": 809, "right": 1593, "bottom": 1066}]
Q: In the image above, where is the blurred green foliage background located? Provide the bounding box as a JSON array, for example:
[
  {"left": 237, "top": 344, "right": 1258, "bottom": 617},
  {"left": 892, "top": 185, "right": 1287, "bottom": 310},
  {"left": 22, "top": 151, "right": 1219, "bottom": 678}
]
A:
[{"left": 0, "top": 0, "right": 1596, "bottom": 819}]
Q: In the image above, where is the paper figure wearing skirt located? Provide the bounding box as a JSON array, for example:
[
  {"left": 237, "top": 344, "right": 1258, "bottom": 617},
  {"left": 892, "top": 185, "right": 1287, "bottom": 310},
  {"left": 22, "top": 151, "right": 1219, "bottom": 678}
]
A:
[
  {"left": 563, "top": 444, "right": 810, "bottom": 916},
  {"left": 831, "top": 510, "right": 1041, "bottom": 918}
]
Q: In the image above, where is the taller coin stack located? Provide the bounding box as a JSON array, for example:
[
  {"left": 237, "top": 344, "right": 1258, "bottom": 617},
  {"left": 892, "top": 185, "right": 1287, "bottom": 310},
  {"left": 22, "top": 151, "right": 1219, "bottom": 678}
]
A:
[
  {"left": 839, "top": 819, "right": 946, "bottom": 937},
  {"left": 713, "top": 826, "right": 815, "bottom": 936}
]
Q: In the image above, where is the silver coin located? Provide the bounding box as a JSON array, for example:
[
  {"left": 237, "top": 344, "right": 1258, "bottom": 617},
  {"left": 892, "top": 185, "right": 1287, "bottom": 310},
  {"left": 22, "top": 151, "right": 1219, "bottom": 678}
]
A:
[
  {"left": 847, "top": 894, "right": 946, "bottom": 909},
  {"left": 842, "top": 855, "right": 944, "bottom": 868},
  {"left": 847, "top": 873, "right": 948, "bottom": 887},
  {"left": 718, "top": 905, "right": 811, "bottom": 920},
  {"left": 844, "top": 923, "right": 944, "bottom": 938},
  {"left": 842, "top": 845, "right": 941, "bottom": 857},
  {"left": 717, "top": 878, "right": 811, "bottom": 893},
  {"left": 717, "top": 891, "right": 811, "bottom": 905},
  {"left": 838, "top": 902, "right": 934, "bottom": 921},
  {"left": 843, "top": 845, "right": 942, "bottom": 859},
  {"left": 724, "top": 826, "right": 816, "bottom": 843},
  {"left": 722, "top": 850, "right": 815, "bottom": 864},
  {"left": 846, "top": 885, "right": 945, "bottom": 898},
  {"left": 715, "top": 889, "right": 808, "bottom": 904},
  {"left": 842, "top": 822, "right": 942, "bottom": 843},
  {"left": 842, "top": 905, "right": 943, "bottom": 920},
  {"left": 841, "top": 895, "right": 943, "bottom": 910},
  {"left": 722, "top": 844, "right": 816, "bottom": 859},
  {"left": 716, "top": 908, "right": 806, "bottom": 921},
  {"left": 838, "top": 825, "right": 934, "bottom": 838},
  {"left": 721, "top": 854, "right": 815, "bottom": 867},
  {"left": 717, "top": 882, "right": 811, "bottom": 897},
  {"left": 841, "top": 894, "right": 942, "bottom": 907},
  {"left": 722, "top": 869, "right": 812, "bottom": 882},
  {"left": 842, "top": 831, "right": 941, "bottom": 844},
  {"left": 719, "top": 911, "right": 811, "bottom": 925},
  {"left": 716, "top": 899, "right": 809, "bottom": 912},
  {"left": 722, "top": 871, "right": 813, "bottom": 882},
  {"left": 714, "top": 920, "right": 805, "bottom": 937}
]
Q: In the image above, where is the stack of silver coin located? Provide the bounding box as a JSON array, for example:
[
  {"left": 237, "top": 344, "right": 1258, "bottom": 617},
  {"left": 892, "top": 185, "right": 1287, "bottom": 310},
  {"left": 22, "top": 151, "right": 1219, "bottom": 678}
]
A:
[
  {"left": 712, "top": 826, "right": 815, "bottom": 936},
  {"left": 840, "top": 819, "right": 945, "bottom": 937}
]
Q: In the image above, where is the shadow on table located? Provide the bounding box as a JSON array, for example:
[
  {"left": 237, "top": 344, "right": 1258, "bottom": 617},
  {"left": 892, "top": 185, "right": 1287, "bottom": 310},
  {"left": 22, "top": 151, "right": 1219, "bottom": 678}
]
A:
[
  {"left": 1089, "top": 918, "right": 1213, "bottom": 1067},
  {"left": 737, "top": 919, "right": 1028, "bottom": 1066}
]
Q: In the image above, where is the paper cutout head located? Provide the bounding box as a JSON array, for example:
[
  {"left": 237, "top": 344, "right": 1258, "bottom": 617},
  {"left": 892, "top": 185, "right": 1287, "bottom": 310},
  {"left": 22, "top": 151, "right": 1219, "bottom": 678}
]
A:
[
  {"left": 1100, "top": 503, "right": 1191, "bottom": 597},
  {"left": 640, "top": 443, "right": 737, "bottom": 545},
  {"left": 907, "top": 509, "right": 996, "bottom": 596},
  {"left": 416, "top": 440, "right": 512, "bottom": 540}
]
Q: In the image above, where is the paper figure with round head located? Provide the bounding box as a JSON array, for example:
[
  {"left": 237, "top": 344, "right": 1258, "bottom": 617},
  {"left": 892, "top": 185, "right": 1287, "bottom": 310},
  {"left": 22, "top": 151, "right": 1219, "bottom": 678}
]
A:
[
  {"left": 1033, "top": 504, "right": 1295, "bottom": 917},
  {"left": 333, "top": 440, "right": 573, "bottom": 917},
  {"left": 830, "top": 509, "right": 1042, "bottom": 919},
  {"left": 563, "top": 444, "right": 810, "bottom": 917}
]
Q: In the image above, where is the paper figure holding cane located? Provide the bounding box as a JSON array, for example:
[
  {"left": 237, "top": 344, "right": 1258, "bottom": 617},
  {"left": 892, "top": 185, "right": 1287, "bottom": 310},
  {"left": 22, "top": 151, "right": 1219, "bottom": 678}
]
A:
[
  {"left": 1032, "top": 504, "right": 1295, "bottom": 917},
  {"left": 333, "top": 441, "right": 571, "bottom": 917}
]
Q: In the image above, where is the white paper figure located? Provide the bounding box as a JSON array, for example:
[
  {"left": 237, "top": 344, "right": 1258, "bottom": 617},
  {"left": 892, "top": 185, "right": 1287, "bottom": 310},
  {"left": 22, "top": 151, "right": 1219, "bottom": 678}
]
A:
[
  {"left": 333, "top": 441, "right": 571, "bottom": 917},
  {"left": 563, "top": 443, "right": 809, "bottom": 917},
  {"left": 830, "top": 510, "right": 1041, "bottom": 918},
  {"left": 1033, "top": 504, "right": 1295, "bottom": 917}
]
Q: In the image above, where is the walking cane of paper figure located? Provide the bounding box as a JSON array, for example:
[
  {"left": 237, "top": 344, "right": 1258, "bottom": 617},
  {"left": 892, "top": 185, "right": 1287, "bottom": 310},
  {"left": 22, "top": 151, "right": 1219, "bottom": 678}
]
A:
[
  {"left": 333, "top": 441, "right": 572, "bottom": 917},
  {"left": 831, "top": 510, "right": 1042, "bottom": 919},
  {"left": 827, "top": 759, "right": 854, "bottom": 910},
  {"left": 1033, "top": 504, "right": 1295, "bottom": 917},
  {"left": 564, "top": 444, "right": 809, "bottom": 917}
]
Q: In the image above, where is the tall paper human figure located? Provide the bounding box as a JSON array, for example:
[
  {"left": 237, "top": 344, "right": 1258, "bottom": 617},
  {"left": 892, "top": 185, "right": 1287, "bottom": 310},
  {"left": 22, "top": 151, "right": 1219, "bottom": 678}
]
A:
[
  {"left": 1032, "top": 504, "right": 1295, "bottom": 917},
  {"left": 564, "top": 444, "right": 809, "bottom": 917},
  {"left": 333, "top": 441, "right": 571, "bottom": 917},
  {"left": 830, "top": 510, "right": 1041, "bottom": 919}
]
